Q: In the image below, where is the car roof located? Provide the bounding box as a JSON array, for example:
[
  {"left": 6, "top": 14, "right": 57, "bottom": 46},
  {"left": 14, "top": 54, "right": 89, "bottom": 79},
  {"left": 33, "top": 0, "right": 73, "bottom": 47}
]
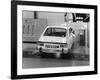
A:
[{"left": 46, "top": 25, "right": 70, "bottom": 29}]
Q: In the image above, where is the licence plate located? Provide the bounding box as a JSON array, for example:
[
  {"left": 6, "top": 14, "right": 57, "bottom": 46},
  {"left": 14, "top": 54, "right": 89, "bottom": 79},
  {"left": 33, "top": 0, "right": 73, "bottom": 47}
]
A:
[{"left": 45, "top": 45, "right": 59, "bottom": 48}]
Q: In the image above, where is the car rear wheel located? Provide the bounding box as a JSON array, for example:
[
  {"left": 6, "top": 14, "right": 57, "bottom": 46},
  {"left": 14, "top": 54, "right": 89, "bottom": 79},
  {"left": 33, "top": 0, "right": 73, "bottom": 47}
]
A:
[{"left": 39, "top": 48, "right": 45, "bottom": 57}]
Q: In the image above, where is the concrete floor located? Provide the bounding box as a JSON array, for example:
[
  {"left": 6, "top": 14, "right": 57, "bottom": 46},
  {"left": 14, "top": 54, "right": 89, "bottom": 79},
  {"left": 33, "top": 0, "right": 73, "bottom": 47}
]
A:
[{"left": 22, "top": 57, "right": 89, "bottom": 69}]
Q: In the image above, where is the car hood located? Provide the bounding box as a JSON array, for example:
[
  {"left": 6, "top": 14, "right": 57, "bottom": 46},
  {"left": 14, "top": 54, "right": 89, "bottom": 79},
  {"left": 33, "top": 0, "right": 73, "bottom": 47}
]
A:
[{"left": 38, "top": 36, "right": 67, "bottom": 43}]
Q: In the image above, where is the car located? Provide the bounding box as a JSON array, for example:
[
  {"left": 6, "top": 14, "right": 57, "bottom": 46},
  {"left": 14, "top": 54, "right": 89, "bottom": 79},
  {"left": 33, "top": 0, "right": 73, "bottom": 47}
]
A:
[{"left": 37, "top": 25, "right": 75, "bottom": 58}]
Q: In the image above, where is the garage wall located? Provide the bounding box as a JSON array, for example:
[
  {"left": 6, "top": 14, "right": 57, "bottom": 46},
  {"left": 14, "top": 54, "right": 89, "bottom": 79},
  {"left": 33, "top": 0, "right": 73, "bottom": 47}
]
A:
[
  {"left": 23, "top": 11, "right": 34, "bottom": 18},
  {"left": 37, "top": 11, "right": 65, "bottom": 26},
  {"left": 23, "top": 11, "right": 65, "bottom": 26},
  {"left": 22, "top": 18, "right": 48, "bottom": 42}
]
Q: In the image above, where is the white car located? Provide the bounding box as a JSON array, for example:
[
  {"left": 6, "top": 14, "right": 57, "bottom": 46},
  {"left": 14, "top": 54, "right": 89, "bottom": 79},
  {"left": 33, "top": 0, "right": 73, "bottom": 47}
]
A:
[{"left": 37, "top": 26, "right": 75, "bottom": 58}]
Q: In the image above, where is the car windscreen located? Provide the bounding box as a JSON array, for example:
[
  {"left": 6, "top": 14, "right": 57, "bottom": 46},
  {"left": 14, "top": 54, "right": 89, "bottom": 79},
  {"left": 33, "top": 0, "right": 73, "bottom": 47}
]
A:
[{"left": 44, "top": 27, "right": 66, "bottom": 37}]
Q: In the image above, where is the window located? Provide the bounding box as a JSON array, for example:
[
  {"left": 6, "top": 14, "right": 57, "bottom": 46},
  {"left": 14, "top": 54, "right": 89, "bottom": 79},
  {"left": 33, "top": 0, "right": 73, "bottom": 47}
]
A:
[
  {"left": 23, "top": 25, "right": 25, "bottom": 34},
  {"left": 32, "top": 25, "right": 34, "bottom": 35},
  {"left": 27, "top": 25, "right": 30, "bottom": 34},
  {"left": 44, "top": 27, "right": 66, "bottom": 37}
]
